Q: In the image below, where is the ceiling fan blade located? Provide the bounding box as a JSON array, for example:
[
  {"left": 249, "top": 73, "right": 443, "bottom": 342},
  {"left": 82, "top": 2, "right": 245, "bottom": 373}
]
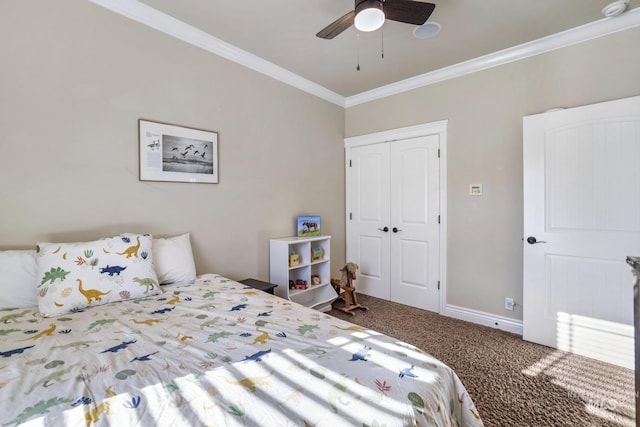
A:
[
  {"left": 316, "top": 10, "right": 356, "bottom": 39},
  {"left": 383, "top": 0, "right": 435, "bottom": 25}
]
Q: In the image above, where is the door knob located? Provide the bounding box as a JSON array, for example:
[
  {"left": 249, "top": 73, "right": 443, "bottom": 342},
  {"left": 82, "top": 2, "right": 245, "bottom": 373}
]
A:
[
  {"left": 378, "top": 226, "right": 389, "bottom": 232},
  {"left": 392, "top": 227, "right": 402, "bottom": 233},
  {"left": 526, "top": 236, "right": 546, "bottom": 244}
]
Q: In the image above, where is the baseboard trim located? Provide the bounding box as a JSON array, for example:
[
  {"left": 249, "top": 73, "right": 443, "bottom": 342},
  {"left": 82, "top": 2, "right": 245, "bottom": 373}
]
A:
[{"left": 443, "top": 304, "right": 523, "bottom": 335}]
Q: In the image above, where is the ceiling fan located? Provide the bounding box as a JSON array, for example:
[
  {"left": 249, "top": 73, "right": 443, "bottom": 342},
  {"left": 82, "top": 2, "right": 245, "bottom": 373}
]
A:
[{"left": 316, "top": 0, "right": 436, "bottom": 39}]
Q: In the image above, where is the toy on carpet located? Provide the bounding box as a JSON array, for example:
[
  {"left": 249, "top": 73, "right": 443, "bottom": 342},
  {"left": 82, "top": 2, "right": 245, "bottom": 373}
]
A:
[{"left": 331, "top": 262, "right": 368, "bottom": 316}]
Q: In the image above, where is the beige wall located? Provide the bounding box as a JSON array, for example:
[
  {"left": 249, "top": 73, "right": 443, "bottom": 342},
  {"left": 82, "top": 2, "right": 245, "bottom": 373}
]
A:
[
  {"left": 3, "top": 0, "right": 639, "bottom": 321},
  {"left": 346, "top": 27, "right": 640, "bottom": 320},
  {"left": 0, "top": 0, "right": 345, "bottom": 282}
]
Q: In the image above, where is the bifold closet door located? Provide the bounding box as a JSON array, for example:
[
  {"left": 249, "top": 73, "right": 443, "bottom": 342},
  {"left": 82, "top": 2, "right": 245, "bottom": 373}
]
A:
[{"left": 349, "top": 135, "right": 440, "bottom": 312}]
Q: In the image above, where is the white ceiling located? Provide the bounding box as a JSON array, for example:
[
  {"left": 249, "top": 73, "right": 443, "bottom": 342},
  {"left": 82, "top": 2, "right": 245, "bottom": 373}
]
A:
[{"left": 94, "top": 0, "right": 640, "bottom": 103}]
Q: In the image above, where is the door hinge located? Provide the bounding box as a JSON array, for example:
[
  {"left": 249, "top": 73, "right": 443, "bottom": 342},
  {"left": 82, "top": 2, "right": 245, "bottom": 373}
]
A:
[
  {"left": 437, "top": 149, "right": 440, "bottom": 158},
  {"left": 437, "top": 281, "right": 440, "bottom": 290},
  {"left": 349, "top": 160, "right": 352, "bottom": 167},
  {"left": 438, "top": 215, "right": 440, "bottom": 224},
  {"left": 349, "top": 212, "right": 352, "bottom": 220}
]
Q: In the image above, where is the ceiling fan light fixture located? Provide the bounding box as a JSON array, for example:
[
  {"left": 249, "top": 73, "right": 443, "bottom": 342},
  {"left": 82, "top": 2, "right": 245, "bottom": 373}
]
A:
[{"left": 354, "top": 0, "right": 385, "bottom": 32}]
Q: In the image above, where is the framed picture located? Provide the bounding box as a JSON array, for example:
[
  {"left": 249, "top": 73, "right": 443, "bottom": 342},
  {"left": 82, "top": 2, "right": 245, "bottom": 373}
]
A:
[
  {"left": 297, "top": 216, "right": 321, "bottom": 237},
  {"left": 139, "top": 119, "right": 218, "bottom": 183}
]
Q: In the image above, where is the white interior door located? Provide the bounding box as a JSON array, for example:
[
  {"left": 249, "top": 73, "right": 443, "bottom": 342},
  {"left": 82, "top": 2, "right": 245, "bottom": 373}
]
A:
[
  {"left": 348, "top": 134, "right": 441, "bottom": 312},
  {"left": 349, "top": 142, "right": 391, "bottom": 300},
  {"left": 390, "top": 136, "right": 440, "bottom": 312},
  {"left": 523, "top": 96, "right": 640, "bottom": 369}
]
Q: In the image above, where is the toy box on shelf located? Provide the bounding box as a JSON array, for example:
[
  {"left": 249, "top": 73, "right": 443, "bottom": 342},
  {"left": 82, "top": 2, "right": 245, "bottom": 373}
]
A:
[{"left": 289, "top": 251, "right": 300, "bottom": 267}]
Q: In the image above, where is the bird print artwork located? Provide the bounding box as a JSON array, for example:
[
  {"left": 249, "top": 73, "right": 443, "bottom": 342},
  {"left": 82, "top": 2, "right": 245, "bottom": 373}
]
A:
[{"left": 157, "top": 133, "right": 215, "bottom": 176}]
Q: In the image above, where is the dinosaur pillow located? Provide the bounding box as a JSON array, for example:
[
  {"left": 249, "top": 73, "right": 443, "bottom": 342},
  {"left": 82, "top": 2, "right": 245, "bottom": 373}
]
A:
[
  {"left": 0, "top": 250, "right": 38, "bottom": 310},
  {"left": 35, "top": 233, "right": 161, "bottom": 317}
]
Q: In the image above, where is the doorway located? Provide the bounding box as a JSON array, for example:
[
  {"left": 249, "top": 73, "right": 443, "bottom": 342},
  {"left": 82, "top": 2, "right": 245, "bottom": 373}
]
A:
[
  {"left": 345, "top": 121, "right": 448, "bottom": 313},
  {"left": 523, "top": 96, "right": 640, "bottom": 369}
]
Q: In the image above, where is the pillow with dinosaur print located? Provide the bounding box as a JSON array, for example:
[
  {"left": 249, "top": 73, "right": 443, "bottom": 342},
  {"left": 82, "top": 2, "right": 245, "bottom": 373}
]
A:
[{"left": 35, "top": 233, "right": 161, "bottom": 317}]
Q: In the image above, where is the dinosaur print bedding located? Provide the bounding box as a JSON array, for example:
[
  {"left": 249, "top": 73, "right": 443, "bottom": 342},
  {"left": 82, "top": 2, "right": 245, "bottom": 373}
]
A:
[{"left": 0, "top": 274, "right": 484, "bottom": 426}]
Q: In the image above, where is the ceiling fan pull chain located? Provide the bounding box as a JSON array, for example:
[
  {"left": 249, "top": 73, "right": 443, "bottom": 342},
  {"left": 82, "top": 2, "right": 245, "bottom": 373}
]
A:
[
  {"left": 381, "top": 1, "right": 385, "bottom": 58},
  {"left": 357, "top": 32, "right": 361, "bottom": 71}
]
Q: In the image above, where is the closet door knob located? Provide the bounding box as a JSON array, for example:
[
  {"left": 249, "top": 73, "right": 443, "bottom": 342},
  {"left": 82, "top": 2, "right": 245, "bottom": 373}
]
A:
[
  {"left": 378, "top": 227, "right": 389, "bottom": 232},
  {"left": 392, "top": 227, "right": 402, "bottom": 233}
]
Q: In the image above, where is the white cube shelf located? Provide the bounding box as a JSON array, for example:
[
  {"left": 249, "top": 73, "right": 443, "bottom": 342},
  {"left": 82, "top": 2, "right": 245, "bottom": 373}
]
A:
[{"left": 269, "top": 235, "right": 336, "bottom": 312}]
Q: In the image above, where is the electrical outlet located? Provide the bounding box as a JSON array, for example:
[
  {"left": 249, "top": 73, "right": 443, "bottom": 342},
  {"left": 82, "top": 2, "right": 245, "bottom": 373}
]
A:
[{"left": 504, "top": 297, "right": 515, "bottom": 311}]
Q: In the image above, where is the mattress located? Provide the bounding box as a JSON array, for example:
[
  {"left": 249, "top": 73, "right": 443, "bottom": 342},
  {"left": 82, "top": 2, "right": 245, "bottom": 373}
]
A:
[{"left": 0, "top": 274, "right": 483, "bottom": 426}]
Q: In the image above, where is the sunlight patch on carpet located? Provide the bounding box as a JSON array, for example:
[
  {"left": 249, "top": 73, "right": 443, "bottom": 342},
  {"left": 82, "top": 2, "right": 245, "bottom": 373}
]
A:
[{"left": 522, "top": 349, "right": 634, "bottom": 426}]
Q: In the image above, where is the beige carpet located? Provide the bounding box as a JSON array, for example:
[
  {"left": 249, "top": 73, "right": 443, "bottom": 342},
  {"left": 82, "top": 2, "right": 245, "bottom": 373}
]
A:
[{"left": 329, "top": 294, "right": 635, "bottom": 427}]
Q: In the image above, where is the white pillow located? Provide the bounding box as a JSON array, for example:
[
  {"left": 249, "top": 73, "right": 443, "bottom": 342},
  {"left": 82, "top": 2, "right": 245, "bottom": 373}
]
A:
[
  {"left": 152, "top": 233, "right": 196, "bottom": 284},
  {"left": 0, "top": 250, "right": 38, "bottom": 310},
  {"left": 36, "top": 233, "right": 161, "bottom": 317}
]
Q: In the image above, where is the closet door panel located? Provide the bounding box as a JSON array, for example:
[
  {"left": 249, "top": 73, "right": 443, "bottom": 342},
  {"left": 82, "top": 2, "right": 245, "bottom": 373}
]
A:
[
  {"left": 349, "top": 143, "right": 391, "bottom": 300},
  {"left": 390, "top": 135, "right": 440, "bottom": 312}
]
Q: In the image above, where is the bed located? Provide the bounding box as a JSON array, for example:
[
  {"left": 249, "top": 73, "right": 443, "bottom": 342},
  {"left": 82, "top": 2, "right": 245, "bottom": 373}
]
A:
[{"left": 0, "top": 233, "right": 484, "bottom": 426}]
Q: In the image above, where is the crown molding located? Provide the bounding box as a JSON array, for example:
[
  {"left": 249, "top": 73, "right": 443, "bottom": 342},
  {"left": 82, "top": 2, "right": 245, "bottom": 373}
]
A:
[
  {"left": 88, "top": 0, "right": 346, "bottom": 107},
  {"left": 344, "top": 120, "right": 448, "bottom": 146},
  {"left": 345, "top": 8, "right": 640, "bottom": 107},
  {"left": 89, "top": 1, "right": 640, "bottom": 110}
]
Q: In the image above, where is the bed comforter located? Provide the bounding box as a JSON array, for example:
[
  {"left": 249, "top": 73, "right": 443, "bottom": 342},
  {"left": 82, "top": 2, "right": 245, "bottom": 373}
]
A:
[{"left": 0, "top": 274, "right": 483, "bottom": 426}]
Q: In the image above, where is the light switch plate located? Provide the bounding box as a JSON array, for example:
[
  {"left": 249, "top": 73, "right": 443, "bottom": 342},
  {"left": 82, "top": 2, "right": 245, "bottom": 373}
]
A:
[{"left": 470, "top": 184, "right": 483, "bottom": 196}]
